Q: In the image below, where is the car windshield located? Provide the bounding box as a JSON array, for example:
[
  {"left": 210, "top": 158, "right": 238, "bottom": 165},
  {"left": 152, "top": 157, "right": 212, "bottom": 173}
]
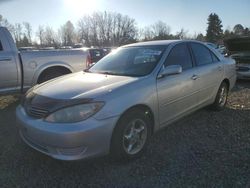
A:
[{"left": 87, "top": 46, "right": 166, "bottom": 77}]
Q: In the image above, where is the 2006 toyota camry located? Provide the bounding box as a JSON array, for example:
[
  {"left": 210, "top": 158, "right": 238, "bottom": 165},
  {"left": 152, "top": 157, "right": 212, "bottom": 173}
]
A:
[{"left": 16, "top": 40, "right": 236, "bottom": 161}]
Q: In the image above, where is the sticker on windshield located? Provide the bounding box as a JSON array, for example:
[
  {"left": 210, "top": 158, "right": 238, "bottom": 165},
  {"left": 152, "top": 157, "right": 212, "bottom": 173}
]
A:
[{"left": 141, "top": 49, "right": 162, "bottom": 56}]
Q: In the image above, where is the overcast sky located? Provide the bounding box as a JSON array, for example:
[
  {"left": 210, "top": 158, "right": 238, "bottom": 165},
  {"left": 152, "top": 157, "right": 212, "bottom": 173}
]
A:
[{"left": 0, "top": 0, "right": 250, "bottom": 36}]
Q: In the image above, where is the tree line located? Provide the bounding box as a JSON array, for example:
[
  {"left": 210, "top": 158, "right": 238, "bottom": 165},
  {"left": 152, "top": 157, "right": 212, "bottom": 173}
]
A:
[{"left": 0, "top": 12, "right": 249, "bottom": 48}]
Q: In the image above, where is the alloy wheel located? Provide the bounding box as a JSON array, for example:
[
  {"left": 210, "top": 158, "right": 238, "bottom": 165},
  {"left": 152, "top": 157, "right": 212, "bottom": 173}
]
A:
[{"left": 122, "top": 119, "right": 148, "bottom": 155}]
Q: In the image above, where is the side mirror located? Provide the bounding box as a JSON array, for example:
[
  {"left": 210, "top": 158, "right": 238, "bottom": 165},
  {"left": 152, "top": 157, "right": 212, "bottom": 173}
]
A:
[{"left": 157, "top": 65, "right": 182, "bottom": 79}]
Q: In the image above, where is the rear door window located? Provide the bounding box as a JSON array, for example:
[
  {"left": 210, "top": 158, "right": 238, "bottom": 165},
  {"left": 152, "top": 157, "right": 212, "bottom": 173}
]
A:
[
  {"left": 191, "top": 43, "right": 213, "bottom": 66},
  {"left": 164, "top": 43, "right": 193, "bottom": 70}
]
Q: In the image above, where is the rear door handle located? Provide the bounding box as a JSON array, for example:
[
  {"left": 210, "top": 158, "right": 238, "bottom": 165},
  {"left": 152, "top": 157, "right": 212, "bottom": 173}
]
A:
[
  {"left": 0, "top": 57, "right": 12, "bottom": 61},
  {"left": 218, "top": 65, "right": 223, "bottom": 71},
  {"left": 191, "top": 75, "right": 199, "bottom": 80}
]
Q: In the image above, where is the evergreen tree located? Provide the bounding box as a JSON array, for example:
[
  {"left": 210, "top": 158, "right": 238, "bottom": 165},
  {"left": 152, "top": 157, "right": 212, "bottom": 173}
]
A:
[
  {"left": 196, "top": 33, "right": 205, "bottom": 41},
  {"left": 206, "top": 13, "right": 223, "bottom": 43}
]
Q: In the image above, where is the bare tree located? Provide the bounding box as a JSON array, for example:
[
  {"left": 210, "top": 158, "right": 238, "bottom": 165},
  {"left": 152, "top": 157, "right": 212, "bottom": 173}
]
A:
[
  {"left": 117, "top": 14, "right": 137, "bottom": 45},
  {"left": 176, "top": 28, "right": 188, "bottom": 39},
  {"left": 140, "top": 21, "right": 171, "bottom": 41},
  {"left": 23, "top": 22, "right": 32, "bottom": 44},
  {"left": 44, "top": 26, "right": 59, "bottom": 47},
  {"left": 89, "top": 13, "right": 100, "bottom": 46},
  {"left": 152, "top": 21, "right": 171, "bottom": 39},
  {"left": 78, "top": 15, "right": 92, "bottom": 47},
  {"left": 36, "top": 25, "right": 45, "bottom": 46},
  {"left": 140, "top": 27, "right": 154, "bottom": 41},
  {"left": 12, "top": 23, "right": 23, "bottom": 47},
  {"left": 77, "top": 11, "right": 137, "bottom": 47},
  {"left": 60, "top": 21, "right": 76, "bottom": 46},
  {"left": 95, "top": 11, "right": 113, "bottom": 46}
]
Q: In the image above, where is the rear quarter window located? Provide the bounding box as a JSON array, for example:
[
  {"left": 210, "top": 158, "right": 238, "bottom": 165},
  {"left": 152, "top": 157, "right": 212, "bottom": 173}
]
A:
[
  {"left": 191, "top": 43, "right": 213, "bottom": 66},
  {"left": 211, "top": 51, "right": 220, "bottom": 62}
]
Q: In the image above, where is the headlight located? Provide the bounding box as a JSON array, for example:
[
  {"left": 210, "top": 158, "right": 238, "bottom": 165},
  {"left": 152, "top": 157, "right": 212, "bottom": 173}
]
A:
[{"left": 45, "top": 102, "right": 104, "bottom": 123}]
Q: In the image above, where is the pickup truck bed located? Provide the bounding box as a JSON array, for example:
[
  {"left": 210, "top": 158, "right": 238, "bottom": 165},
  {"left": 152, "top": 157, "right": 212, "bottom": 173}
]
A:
[{"left": 20, "top": 49, "right": 86, "bottom": 89}]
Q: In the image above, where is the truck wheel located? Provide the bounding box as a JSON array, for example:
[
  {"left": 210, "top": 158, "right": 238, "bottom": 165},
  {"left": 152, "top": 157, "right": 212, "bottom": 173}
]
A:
[
  {"left": 38, "top": 69, "right": 70, "bottom": 84},
  {"left": 211, "top": 82, "right": 229, "bottom": 111},
  {"left": 110, "top": 109, "right": 151, "bottom": 162}
]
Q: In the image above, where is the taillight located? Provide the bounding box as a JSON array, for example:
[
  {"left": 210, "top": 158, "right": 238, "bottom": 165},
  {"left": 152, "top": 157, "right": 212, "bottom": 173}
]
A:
[{"left": 86, "top": 52, "right": 92, "bottom": 68}]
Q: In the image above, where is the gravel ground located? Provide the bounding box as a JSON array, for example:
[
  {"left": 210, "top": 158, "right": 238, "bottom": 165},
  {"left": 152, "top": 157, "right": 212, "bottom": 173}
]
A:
[{"left": 0, "top": 81, "right": 250, "bottom": 187}]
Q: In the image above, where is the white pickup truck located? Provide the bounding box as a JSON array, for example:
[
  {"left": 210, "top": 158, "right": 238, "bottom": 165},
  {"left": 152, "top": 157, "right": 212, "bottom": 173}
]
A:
[{"left": 0, "top": 27, "right": 89, "bottom": 95}]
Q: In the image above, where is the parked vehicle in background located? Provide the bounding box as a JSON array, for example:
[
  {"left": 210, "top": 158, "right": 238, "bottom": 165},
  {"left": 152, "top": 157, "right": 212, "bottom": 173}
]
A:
[
  {"left": 19, "top": 47, "right": 36, "bottom": 51},
  {"left": 102, "top": 47, "right": 112, "bottom": 56},
  {"left": 39, "top": 47, "right": 55, "bottom": 50},
  {"left": 72, "top": 46, "right": 113, "bottom": 68},
  {"left": 218, "top": 45, "right": 227, "bottom": 55},
  {"left": 205, "top": 42, "right": 218, "bottom": 49},
  {"left": 87, "top": 48, "right": 111, "bottom": 67},
  {"left": 16, "top": 40, "right": 236, "bottom": 161},
  {"left": 205, "top": 42, "right": 227, "bottom": 55},
  {"left": 59, "top": 46, "right": 72, "bottom": 49},
  {"left": 0, "top": 27, "right": 89, "bottom": 95},
  {"left": 73, "top": 43, "right": 84, "bottom": 48},
  {"left": 224, "top": 37, "right": 250, "bottom": 79}
]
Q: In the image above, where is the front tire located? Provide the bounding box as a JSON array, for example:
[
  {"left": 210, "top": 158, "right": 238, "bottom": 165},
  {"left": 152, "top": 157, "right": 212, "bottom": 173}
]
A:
[
  {"left": 111, "top": 109, "right": 151, "bottom": 161},
  {"left": 211, "top": 82, "right": 229, "bottom": 111}
]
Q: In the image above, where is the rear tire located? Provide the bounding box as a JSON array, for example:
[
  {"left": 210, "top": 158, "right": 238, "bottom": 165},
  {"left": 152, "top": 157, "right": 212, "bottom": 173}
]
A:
[
  {"left": 211, "top": 82, "right": 229, "bottom": 111},
  {"left": 110, "top": 109, "right": 151, "bottom": 162}
]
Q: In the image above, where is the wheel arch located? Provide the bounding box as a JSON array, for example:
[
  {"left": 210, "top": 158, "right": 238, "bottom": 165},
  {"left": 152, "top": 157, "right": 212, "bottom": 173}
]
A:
[
  {"left": 112, "top": 104, "right": 155, "bottom": 137},
  {"left": 34, "top": 64, "right": 73, "bottom": 84},
  {"left": 222, "top": 78, "right": 230, "bottom": 89},
  {"left": 109, "top": 104, "right": 155, "bottom": 156}
]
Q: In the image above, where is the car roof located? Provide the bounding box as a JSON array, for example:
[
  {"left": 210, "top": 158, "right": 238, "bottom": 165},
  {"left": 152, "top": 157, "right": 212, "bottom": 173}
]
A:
[
  {"left": 122, "top": 40, "right": 224, "bottom": 60},
  {"left": 123, "top": 40, "right": 203, "bottom": 47}
]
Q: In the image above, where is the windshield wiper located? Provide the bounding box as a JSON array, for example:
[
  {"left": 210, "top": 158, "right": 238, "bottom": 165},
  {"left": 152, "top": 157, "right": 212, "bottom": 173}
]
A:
[
  {"left": 83, "top": 69, "right": 92, "bottom": 73},
  {"left": 97, "top": 71, "right": 120, "bottom": 76}
]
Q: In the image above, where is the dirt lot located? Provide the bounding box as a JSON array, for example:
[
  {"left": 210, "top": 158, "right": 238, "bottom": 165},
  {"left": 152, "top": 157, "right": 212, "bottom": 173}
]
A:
[{"left": 0, "top": 81, "right": 250, "bottom": 187}]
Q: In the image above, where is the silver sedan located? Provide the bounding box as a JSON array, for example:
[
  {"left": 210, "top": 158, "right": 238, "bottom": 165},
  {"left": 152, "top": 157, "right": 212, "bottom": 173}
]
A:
[{"left": 16, "top": 40, "right": 236, "bottom": 161}]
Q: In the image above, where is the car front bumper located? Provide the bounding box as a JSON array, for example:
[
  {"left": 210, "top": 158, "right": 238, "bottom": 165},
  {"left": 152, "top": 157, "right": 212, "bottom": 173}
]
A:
[{"left": 16, "top": 105, "right": 119, "bottom": 160}]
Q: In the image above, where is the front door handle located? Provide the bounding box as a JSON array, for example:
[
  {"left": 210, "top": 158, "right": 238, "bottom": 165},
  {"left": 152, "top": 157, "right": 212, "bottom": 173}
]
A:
[{"left": 191, "top": 75, "right": 199, "bottom": 80}]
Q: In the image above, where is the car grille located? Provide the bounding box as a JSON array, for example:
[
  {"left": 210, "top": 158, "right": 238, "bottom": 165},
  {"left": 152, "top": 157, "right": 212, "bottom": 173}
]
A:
[
  {"left": 57, "top": 147, "right": 86, "bottom": 156},
  {"left": 25, "top": 106, "right": 49, "bottom": 119}
]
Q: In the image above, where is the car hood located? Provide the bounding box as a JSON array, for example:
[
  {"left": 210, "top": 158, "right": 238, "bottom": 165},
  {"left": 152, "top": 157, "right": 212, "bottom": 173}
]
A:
[
  {"left": 33, "top": 72, "right": 138, "bottom": 99},
  {"left": 224, "top": 37, "right": 250, "bottom": 52}
]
